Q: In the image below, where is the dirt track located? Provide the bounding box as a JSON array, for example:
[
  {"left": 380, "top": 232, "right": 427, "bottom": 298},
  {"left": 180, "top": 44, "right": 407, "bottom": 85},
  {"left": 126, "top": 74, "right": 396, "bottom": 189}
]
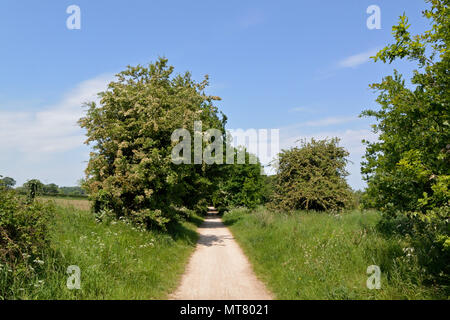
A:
[{"left": 170, "top": 216, "right": 273, "bottom": 300}]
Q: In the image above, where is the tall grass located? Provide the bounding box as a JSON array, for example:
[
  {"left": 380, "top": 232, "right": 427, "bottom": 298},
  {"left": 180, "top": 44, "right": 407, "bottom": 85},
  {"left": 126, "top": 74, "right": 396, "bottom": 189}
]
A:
[
  {"left": 3, "top": 201, "right": 201, "bottom": 299},
  {"left": 222, "top": 207, "right": 446, "bottom": 300},
  {"left": 39, "top": 196, "right": 91, "bottom": 211}
]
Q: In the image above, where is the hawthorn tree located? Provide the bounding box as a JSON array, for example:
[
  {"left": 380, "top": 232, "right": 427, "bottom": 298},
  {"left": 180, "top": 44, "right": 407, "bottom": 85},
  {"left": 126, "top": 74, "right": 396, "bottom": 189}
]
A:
[
  {"left": 79, "top": 58, "right": 227, "bottom": 228},
  {"left": 271, "top": 138, "right": 354, "bottom": 212}
]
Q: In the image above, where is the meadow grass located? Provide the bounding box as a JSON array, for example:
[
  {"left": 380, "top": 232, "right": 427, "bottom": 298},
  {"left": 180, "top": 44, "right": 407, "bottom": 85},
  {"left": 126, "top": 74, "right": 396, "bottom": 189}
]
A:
[
  {"left": 4, "top": 200, "right": 202, "bottom": 299},
  {"left": 222, "top": 207, "right": 446, "bottom": 300},
  {"left": 39, "top": 196, "right": 91, "bottom": 211}
]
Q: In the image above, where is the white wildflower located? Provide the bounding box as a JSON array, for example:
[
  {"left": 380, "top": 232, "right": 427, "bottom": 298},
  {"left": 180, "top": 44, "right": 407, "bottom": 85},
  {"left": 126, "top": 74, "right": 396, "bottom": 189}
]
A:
[{"left": 33, "top": 259, "right": 45, "bottom": 265}]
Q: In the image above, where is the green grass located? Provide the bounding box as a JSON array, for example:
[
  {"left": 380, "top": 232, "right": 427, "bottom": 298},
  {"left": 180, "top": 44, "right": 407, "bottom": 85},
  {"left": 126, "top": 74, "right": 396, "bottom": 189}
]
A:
[
  {"left": 222, "top": 207, "right": 446, "bottom": 300},
  {"left": 5, "top": 202, "right": 202, "bottom": 299}
]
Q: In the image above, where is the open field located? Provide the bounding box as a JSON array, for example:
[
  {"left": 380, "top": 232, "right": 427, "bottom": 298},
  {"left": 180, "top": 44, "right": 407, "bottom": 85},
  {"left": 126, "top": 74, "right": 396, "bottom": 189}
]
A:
[
  {"left": 3, "top": 199, "right": 202, "bottom": 299},
  {"left": 39, "top": 196, "right": 91, "bottom": 211},
  {"left": 222, "top": 207, "right": 447, "bottom": 300}
]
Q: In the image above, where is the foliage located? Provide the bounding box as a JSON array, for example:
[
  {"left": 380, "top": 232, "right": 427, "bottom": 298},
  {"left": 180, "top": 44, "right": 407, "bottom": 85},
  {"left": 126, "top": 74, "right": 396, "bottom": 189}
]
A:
[
  {"left": 43, "top": 183, "right": 59, "bottom": 196},
  {"left": 58, "top": 186, "right": 86, "bottom": 197},
  {"left": 361, "top": 0, "right": 449, "bottom": 284},
  {"left": 23, "top": 179, "right": 44, "bottom": 202},
  {"left": 271, "top": 138, "right": 354, "bottom": 212},
  {"left": 0, "top": 177, "right": 16, "bottom": 189},
  {"left": 261, "top": 174, "right": 276, "bottom": 204},
  {"left": 79, "top": 58, "right": 227, "bottom": 229},
  {"left": 213, "top": 150, "right": 265, "bottom": 211},
  {"left": 0, "top": 185, "right": 55, "bottom": 299},
  {"left": 352, "top": 190, "right": 365, "bottom": 209}
]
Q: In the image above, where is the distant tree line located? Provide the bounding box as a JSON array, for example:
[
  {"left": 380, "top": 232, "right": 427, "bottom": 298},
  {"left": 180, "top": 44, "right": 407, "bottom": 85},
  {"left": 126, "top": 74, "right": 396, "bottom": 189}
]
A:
[{"left": 0, "top": 176, "right": 87, "bottom": 198}]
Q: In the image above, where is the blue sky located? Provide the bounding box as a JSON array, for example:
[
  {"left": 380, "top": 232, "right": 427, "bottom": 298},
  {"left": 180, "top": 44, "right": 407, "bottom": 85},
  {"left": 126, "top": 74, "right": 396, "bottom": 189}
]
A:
[{"left": 0, "top": 0, "right": 431, "bottom": 189}]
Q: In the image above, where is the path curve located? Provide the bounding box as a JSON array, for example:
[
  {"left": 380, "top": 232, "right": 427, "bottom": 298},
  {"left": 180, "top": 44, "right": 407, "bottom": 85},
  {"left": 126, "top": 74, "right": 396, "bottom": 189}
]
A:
[{"left": 170, "top": 216, "right": 273, "bottom": 300}]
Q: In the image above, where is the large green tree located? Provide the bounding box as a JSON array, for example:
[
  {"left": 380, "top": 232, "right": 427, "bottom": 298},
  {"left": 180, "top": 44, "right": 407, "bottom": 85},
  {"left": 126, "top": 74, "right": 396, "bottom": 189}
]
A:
[
  {"left": 79, "top": 58, "right": 228, "bottom": 228},
  {"left": 361, "top": 0, "right": 449, "bottom": 282}
]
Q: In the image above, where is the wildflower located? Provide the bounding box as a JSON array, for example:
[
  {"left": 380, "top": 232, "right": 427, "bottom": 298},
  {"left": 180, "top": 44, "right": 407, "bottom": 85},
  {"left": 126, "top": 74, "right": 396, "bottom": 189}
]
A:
[
  {"left": 33, "top": 259, "right": 45, "bottom": 265},
  {"left": 22, "top": 253, "right": 31, "bottom": 260},
  {"left": 403, "top": 247, "right": 414, "bottom": 257}
]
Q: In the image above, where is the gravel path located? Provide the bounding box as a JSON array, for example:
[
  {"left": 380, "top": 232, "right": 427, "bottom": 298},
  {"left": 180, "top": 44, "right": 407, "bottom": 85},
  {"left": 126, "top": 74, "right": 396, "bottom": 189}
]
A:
[{"left": 170, "top": 215, "right": 273, "bottom": 300}]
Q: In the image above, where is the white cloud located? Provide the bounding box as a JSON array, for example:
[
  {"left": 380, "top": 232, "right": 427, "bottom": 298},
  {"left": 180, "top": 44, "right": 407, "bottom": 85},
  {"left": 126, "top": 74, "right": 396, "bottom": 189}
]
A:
[
  {"left": 279, "top": 128, "right": 376, "bottom": 155},
  {"left": 0, "top": 74, "right": 112, "bottom": 156},
  {"left": 281, "top": 116, "right": 358, "bottom": 131},
  {"left": 303, "top": 116, "right": 357, "bottom": 127},
  {"left": 337, "top": 48, "right": 379, "bottom": 69}
]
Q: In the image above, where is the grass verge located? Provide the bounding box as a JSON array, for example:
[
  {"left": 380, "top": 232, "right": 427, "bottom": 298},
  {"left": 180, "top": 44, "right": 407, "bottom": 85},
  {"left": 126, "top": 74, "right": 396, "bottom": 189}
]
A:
[
  {"left": 4, "top": 200, "right": 201, "bottom": 299},
  {"left": 222, "top": 207, "right": 446, "bottom": 300}
]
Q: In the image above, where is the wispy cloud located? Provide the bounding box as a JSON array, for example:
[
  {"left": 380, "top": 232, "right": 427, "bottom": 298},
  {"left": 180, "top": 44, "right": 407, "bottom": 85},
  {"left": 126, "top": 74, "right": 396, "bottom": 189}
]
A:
[
  {"left": 283, "top": 116, "right": 358, "bottom": 130},
  {"left": 0, "top": 74, "right": 112, "bottom": 156},
  {"left": 337, "top": 48, "right": 379, "bottom": 69},
  {"left": 289, "top": 107, "right": 312, "bottom": 113},
  {"left": 303, "top": 116, "right": 357, "bottom": 127},
  {"left": 314, "top": 48, "right": 380, "bottom": 81}
]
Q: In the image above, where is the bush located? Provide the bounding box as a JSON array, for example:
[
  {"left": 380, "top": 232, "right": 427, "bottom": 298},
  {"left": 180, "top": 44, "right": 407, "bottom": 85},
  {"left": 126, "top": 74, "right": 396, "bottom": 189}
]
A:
[
  {"left": 408, "top": 206, "right": 449, "bottom": 284},
  {"left": 271, "top": 138, "right": 354, "bottom": 212},
  {"left": 0, "top": 186, "right": 55, "bottom": 298}
]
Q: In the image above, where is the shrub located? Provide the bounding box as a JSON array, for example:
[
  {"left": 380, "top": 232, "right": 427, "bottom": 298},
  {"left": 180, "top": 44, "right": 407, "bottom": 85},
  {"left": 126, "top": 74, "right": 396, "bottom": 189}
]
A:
[
  {"left": 0, "top": 185, "right": 55, "bottom": 298},
  {"left": 271, "top": 138, "right": 354, "bottom": 212}
]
